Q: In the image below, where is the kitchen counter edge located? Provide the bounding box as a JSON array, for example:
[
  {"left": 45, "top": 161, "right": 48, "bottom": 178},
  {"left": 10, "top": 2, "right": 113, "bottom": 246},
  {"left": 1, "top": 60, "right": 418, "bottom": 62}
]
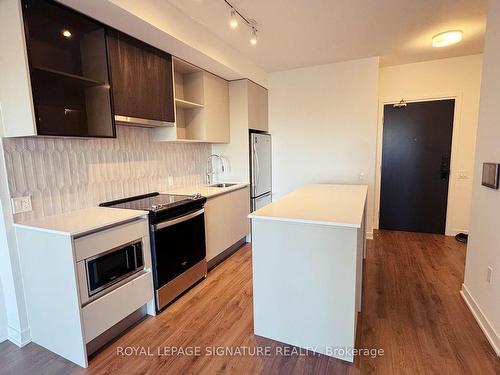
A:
[
  {"left": 14, "top": 207, "right": 149, "bottom": 237},
  {"left": 163, "top": 182, "right": 250, "bottom": 199}
]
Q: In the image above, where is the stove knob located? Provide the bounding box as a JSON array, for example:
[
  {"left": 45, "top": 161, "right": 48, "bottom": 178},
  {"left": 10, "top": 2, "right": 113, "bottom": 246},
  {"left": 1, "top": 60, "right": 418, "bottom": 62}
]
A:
[{"left": 193, "top": 193, "right": 202, "bottom": 199}]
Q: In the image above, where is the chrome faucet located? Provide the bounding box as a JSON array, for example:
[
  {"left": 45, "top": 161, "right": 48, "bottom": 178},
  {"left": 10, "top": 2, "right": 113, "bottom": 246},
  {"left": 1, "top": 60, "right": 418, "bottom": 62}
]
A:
[{"left": 206, "top": 154, "right": 225, "bottom": 184}]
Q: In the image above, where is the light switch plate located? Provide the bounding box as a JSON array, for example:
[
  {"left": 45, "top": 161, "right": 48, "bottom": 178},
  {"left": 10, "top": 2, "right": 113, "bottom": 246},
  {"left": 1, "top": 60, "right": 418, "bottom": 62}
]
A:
[
  {"left": 11, "top": 196, "right": 32, "bottom": 214},
  {"left": 167, "top": 175, "right": 174, "bottom": 186}
]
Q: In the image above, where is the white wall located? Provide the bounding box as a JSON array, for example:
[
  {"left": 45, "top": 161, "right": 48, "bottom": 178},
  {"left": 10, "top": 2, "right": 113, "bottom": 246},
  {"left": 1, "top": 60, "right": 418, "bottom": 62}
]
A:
[
  {"left": 462, "top": 0, "right": 500, "bottom": 356},
  {"left": 268, "top": 57, "right": 380, "bottom": 237},
  {"left": 0, "top": 141, "right": 31, "bottom": 346},
  {"left": 0, "top": 146, "right": 8, "bottom": 344},
  {"left": 0, "top": 206, "right": 9, "bottom": 343},
  {"left": 0, "top": 275, "right": 7, "bottom": 343},
  {"left": 0, "top": 194, "right": 8, "bottom": 344},
  {"left": 379, "top": 55, "right": 483, "bottom": 234}
]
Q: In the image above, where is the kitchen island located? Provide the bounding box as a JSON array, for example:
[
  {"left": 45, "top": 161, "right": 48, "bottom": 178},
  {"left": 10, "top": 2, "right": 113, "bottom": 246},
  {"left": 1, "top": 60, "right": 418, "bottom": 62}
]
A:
[{"left": 248, "top": 184, "right": 367, "bottom": 362}]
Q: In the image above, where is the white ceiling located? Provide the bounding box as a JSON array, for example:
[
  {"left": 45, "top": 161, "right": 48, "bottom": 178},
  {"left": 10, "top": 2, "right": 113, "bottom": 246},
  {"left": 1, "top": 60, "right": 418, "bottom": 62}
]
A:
[{"left": 167, "top": 0, "right": 487, "bottom": 72}]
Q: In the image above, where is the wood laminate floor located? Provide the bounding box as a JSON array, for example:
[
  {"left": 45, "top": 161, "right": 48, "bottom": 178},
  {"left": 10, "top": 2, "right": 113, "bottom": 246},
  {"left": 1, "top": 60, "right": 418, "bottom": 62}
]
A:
[{"left": 0, "top": 230, "right": 499, "bottom": 374}]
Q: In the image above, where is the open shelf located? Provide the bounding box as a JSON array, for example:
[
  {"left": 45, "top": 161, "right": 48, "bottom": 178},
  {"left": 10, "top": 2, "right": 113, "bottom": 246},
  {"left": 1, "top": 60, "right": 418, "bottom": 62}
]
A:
[
  {"left": 151, "top": 57, "right": 229, "bottom": 143},
  {"left": 170, "top": 57, "right": 205, "bottom": 141},
  {"left": 175, "top": 98, "right": 204, "bottom": 109},
  {"left": 32, "top": 66, "right": 107, "bottom": 87},
  {"left": 173, "top": 58, "right": 203, "bottom": 75}
]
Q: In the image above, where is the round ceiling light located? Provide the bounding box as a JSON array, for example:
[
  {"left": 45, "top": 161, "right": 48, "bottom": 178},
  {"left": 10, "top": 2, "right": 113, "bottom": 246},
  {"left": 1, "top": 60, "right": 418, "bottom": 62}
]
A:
[{"left": 432, "top": 30, "right": 463, "bottom": 47}]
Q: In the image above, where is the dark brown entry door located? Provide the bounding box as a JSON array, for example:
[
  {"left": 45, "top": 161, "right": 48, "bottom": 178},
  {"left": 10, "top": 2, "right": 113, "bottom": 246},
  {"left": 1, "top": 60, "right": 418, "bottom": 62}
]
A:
[{"left": 379, "top": 100, "right": 455, "bottom": 234}]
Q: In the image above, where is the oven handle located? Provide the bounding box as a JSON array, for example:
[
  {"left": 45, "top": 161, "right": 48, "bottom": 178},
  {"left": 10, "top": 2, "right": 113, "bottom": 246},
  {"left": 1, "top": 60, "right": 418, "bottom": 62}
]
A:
[{"left": 153, "top": 208, "right": 204, "bottom": 231}]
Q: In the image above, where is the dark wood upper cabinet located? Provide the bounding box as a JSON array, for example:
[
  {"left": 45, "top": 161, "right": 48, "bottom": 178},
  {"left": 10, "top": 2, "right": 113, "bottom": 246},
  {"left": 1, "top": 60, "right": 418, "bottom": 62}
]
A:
[
  {"left": 22, "top": 0, "right": 115, "bottom": 138},
  {"left": 106, "top": 29, "right": 175, "bottom": 126}
]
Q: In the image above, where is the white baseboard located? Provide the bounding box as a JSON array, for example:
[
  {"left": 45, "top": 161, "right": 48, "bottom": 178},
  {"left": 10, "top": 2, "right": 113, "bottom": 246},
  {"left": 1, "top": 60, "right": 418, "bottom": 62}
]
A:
[
  {"left": 7, "top": 325, "right": 31, "bottom": 347},
  {"left": 460, "top": 284, "right": 500, "bottom": 356}
]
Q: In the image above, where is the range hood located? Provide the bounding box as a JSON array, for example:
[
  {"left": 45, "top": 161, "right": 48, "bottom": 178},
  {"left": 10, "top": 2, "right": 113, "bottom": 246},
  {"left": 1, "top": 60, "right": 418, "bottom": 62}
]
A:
[{"left": 114, "top": 115, "right": 175, "bottom": 128}]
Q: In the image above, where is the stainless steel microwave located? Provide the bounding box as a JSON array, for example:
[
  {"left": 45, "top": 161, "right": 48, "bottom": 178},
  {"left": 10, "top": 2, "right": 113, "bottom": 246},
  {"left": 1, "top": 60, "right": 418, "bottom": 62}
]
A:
[{"left": 77, "top": 239, "right": 144, "bottom": 305}]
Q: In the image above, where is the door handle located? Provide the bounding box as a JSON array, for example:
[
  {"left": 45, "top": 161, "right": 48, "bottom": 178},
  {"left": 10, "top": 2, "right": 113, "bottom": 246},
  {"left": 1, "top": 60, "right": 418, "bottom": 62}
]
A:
[
  {"left": 153, "top": 208, "right": 204, "bottom": 231},
  {"left": 253, "top": 140, "right": 260, "bottom": 194},
  {"left": 440, "top": 156, "right": 450, "bottom": 180}
]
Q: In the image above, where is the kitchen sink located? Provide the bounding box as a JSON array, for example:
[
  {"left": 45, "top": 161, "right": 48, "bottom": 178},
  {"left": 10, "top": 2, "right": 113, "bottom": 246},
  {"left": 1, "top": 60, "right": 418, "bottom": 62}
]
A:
[{"left": 209, "top": 183, "right": 237, "bottom": 188}]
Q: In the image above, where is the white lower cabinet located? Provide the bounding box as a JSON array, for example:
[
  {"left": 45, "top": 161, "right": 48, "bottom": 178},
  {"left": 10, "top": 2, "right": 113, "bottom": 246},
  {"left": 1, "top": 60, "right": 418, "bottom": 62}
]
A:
[
  {"left": 205, "top": 187, "right": 250, "bottom": 263},
  {"left": 15, "top": 214, "right": 155, "bottom": 368},
  {"left": 82, "top": 271, "right": 153, "bottom": 343}
]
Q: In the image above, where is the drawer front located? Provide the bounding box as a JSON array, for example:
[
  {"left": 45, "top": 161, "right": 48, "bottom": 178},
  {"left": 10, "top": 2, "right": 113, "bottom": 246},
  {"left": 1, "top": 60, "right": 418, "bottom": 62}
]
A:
[
  {"left": 74, "top": 219, "right": 149, "bottom": 262},
  {"left": 82, "top": 271, "right": 153, "bottom": 343}
]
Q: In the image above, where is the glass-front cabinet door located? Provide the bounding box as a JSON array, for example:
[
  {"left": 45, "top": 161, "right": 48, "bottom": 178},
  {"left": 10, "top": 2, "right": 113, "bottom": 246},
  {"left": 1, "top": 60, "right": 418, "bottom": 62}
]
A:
[{"left": 22, "top": 0, "right": 115, "bottom": 137}]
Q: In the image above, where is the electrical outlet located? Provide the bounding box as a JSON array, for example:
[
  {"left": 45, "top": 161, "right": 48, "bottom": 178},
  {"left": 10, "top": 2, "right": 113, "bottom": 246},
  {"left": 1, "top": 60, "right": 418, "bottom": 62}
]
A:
[
  {"left": 167, "top": 175, "right": 174, "bottom": 186},
  {"left": 487, "top": 266, "right": 494, "bottom": 284},
  {"left": 458, "top": 170, "right": 469, "bottom": 179},
  {"left": 11, "top": 196, "right": 32, "bottom": 214}
]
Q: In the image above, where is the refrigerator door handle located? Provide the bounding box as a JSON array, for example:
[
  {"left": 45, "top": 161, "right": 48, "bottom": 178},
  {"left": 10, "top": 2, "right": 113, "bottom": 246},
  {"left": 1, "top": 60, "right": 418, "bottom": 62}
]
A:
[
  {"left": 253, "top": 140, "right": 260, "bottom": 196},
  {"left": 252, "top": 192, "right": 272, "bottom": 212}
]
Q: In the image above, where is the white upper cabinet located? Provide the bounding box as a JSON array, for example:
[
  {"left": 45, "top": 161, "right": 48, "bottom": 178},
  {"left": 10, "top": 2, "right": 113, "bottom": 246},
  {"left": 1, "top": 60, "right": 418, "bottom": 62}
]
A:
[
  {"left": 203, "top": 72, "right": 230, "bottom": 143},
  {"left": 151, "top": 58, "right": 230, "bottom": 143},
  {"left": 247, "top": 80, "right": 268, "bottom": 132},
  {"left": 0, "top": 0, "right": 40, "bottom": 137}
]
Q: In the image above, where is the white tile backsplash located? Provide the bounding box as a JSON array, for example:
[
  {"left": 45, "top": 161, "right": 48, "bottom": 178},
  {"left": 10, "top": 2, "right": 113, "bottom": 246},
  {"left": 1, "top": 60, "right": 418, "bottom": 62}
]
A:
[{"left": 3, "top": 126, "right": 211, "bottom": 222}]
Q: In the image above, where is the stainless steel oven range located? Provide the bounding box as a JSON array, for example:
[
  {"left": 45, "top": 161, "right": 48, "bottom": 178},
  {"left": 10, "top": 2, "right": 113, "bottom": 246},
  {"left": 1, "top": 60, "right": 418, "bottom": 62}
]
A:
[{"left": 101, "top": 192, "right": 207, "bottom": 311}]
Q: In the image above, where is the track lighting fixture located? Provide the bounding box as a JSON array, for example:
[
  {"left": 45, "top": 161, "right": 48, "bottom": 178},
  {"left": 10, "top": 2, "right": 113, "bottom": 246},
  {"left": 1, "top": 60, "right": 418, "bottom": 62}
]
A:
[{"left": 223, "top": 0, "right": 259, "bottom": 46}]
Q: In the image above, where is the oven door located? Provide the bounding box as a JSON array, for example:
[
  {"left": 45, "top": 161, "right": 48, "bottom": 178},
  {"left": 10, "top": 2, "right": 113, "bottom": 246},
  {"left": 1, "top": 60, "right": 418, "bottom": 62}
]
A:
[{"left": 152, "top": 208, "right": 206, "bottom": 289}]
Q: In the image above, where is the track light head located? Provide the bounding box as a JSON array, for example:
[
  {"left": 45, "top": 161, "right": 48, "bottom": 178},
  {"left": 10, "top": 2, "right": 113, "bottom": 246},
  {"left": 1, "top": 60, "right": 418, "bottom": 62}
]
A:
[
  {"left": 250, "top": 27, "right": 258, "bottom": 45},
  {"left": 229, "top": 8, "right": 238, "bottom": 28}
]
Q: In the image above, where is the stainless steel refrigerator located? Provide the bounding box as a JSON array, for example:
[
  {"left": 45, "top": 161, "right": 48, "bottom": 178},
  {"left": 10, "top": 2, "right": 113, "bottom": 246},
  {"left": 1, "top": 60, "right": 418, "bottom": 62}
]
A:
[{"left": 250, "top": 131, "right": 272, "bottom": 211}]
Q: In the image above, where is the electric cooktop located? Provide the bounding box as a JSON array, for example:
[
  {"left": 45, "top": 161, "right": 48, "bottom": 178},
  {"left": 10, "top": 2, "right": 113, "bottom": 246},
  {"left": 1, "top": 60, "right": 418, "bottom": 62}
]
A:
[{"left": 100, "top": 192, "right": 207, "bottom": 222}]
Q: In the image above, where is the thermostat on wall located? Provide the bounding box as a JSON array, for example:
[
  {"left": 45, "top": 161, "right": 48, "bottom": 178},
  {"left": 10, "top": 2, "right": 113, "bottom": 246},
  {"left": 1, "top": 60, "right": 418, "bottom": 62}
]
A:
[{"left": 481, "top": 163, "right": 499, "bottom": 189}]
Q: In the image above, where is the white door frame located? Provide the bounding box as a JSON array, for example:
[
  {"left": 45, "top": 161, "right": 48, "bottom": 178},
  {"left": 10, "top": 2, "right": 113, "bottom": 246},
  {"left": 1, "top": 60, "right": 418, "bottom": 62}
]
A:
[{"left": 374, "top": 92, "right": 463, "bottom": 236}]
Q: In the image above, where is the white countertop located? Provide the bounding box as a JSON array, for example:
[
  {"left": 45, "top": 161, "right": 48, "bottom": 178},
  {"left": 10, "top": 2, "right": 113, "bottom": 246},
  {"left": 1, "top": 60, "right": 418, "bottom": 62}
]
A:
[
  {"left": 163, "top": 182, "right": 249, "bottom": 199},
  {"left": 248, "top": 184, "right": 368, "bottom": 228},
  {"left": 15, "top": 207, "right": 148, "bottom": 237}
]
